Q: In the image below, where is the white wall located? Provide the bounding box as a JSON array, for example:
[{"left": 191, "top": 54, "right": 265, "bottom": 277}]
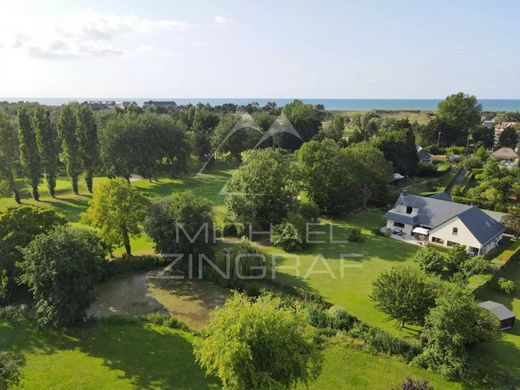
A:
[
  {"left": 429, "top": 217, "right": 482, "bottom": 252},
  {"left": 386, "top": 219, "right": 414, "bottom": 234}
]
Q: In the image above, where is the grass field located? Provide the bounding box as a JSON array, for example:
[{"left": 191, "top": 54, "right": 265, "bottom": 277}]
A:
[
  {"left": 0, "top": 167, "right": 233, "bottom": 255},
  {"left": 262, "top": 210, "right": 421, "bottom": 337},
  {"left": 472, "top": 256, "right": 520, "bottom": 381},
  {"left": 0, "top": 318, "right": 220, "bottom": 390},
  {"left": 2, "top": 168, "right": 519, "bottom": 388},
  {"left": 298, "top": 338, "right": 463, "bottom": 390}
]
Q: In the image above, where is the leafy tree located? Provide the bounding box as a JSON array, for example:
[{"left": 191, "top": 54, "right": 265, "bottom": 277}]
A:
[
  {"left": 296, "top": 139, "right": 359, "bottom": 214},
  {"left": 100, "top": 114, "right": 189, "bottom": 180},
  {"left": 437, "top": 92, "right": 482, "bottom": 145},
  {"left": 211, "top": 114, "right": 261, "bottom": 161},
  {"left": 502, "top": 208, "right": 520, "bottom": 238},
  {"left": 0, "top": 351, "right": 22, "bottom": 390},
  {"left": 226, "top": 148, "right": 297, "bottom": 230},
  {"left": 374, "top": 128, "right": 419, "bottom": 176},
  {"left": 414, "top": 247, "right": 445, "bottom": 275},
  {"left": 459, "top": 256, "right": 488, "bottom": 279},
  {"left": 272, "top": 212, "right": 308, "bottom": 251},
  {"left": 144, "top": 191, "right": 214, "bottom": 257},
  {"left": 418, "top": 285, "right": 500, "bottom": 378},
  {"left": 0, "top": 207, "right": 66, "bottom": 302},
  {"left": 350, "top": 111, "right": 380, "bottom": 141},
  {"left": 191, "top": 105, "right": 219, "bottom": 161},
  {"left": 17, "top": 106, "right": 41, "bottom": 200},
  {"left": 371, "top": 267, "right": 437, "bottom": 328},
  {"left": 0, "top": 108, "right": 21, "bottom": 203},
  {"left": 276, "top": 100, "right": 323, "bottom": 150},
  {"left": 76, "top": 105, "right": 99, "bottom": 193},
  {"left": 194, "top": 293, "right": 322, "bottom": 390},
  {"left": 19, "top": 226, "right": 105, "bottom": 327},
  {"left": 348, "top": 142, "right": 393, "bottom": 207},
  {"left": 470, "top": 125, "right": 494, "bottom": 149},
  {"left": 81, "top": 178, "right": 150, "bottom": 256},
  {"left": 57, "top": 105, "right": 81, "bottom": 194},
  {"left": 445, "top": 245, "right": 469, "bottom": 274},
  {"left": 332, "top": 114, "right": 345, "bottom": 133},
  {"left": 33, "top": 106, "right": 59, "bottom": 197},
  {"left": 498, "top": 127, "right": 519, "bottom": 148}
]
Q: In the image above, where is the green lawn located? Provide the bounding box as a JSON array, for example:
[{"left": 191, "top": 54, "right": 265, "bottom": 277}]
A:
[
  {"left": 472, "top": 256, "right": 520, "bottom": 381},
  {"left": 262, "top": 210, "right": 421, "bottom": 336},
  {"left": 298, "top": 338, "right": 462, "bottom": 390},
  {"left": 0, "top": 319, "right": 219, "bottom": 389},
  {"left": 0, "top": 168, "right": 233, "bottom": 255},
  {"left": 1, "top": 316, "right": 468, "bottom": 390}
]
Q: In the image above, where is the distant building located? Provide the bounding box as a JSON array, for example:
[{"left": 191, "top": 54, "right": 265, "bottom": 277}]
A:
[
  {"left": 495, "top": 122, "right": 517, "bottom": 135},
  {"left": 384, "top": 192, "right": 504, "bottom": 255},
  {"left": 416, "top": 145, "right": 432, "bottom": 162},
  {"left": 491, "top": 147, "right": 519, "bottom": 166},
  {"left": 483, "top": 119, "right": 495, "bottom": 129}
]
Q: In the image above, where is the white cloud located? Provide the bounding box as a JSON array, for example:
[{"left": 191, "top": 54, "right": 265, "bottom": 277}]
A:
[
  {"left": 213, "top": 16, "right": 233, "bottom": 28},
  {"left": 0, "top": 8, "right": 188, "bottom": 59}
]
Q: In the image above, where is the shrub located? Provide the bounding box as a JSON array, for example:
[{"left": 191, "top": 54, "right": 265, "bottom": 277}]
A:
[
  {"left": 347, "top": 228, "right": 363, "bottom": 242},
  {"left": 101, "top": 255, "right": 170, "bottom": 279},
  {"left": 327, "top": 305, "right": 355, "bottom": 331},
  {"left": 0, "top": 352, "right": 22, "bottom": 389},
  {"left": 298, "top": 200, "right": 321, "bottom": 222},
  {"left": 194, "top": 293, "right": 321, "bottom": 390},
  {"left": 393, "top": 377, "right": 434, "bottom": 390},
  {"left": 417, "top": 161, "right": 437, "bottom": 177},
  {"left": 451, "top": 184, "right": 464, "bottom": 197},
  {"left": 497, "top": 277, "right": 515, "bottom": 294},
  {"left": 459, "top": 256, "right": 489, "bottom": 279},
  {"left": 19, "top": 226, "right": 105, "bottom": 327},
  {"left": 348, "top": 322, "right": 420, "bottom": 361},
  {"left": 272, "top": 212, "right": 308, "bottom": 251},
  {"left": 141, "top": 312, "right": 189, "bottom": 331},
  {"left": 414, "top": 247, "right": 445, "bottom": 275}
]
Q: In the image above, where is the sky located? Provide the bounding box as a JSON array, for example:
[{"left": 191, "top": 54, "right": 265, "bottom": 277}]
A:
[{"left": 0, "top": 0, "right": 519, "bottom": 99}]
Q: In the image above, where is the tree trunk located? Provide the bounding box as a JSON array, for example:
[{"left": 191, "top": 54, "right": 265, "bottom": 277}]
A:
[
  {"left": 13, "top": 189, "right": 21, "bottom": 204},
  {"left": 85, "top": 170, "right": 94, "bottom": 193},
  {"left": 122, "top": 227, "right": 132, "bottom": 257},
  {"left": 32, "top": 181, "right": 40, "bottom": 201},
  {"left": 72, "top": 176, "right": 79, "bottom": 195},
  {"left": 47, "top": 172, "right": 56, "bottom": 198}
]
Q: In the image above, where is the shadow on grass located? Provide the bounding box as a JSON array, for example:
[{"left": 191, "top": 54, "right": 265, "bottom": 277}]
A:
[{"left": 0, "top": 317, "right": 220, "bottom": 389}]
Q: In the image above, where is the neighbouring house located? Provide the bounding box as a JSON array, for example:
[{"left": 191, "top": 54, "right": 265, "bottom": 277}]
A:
[
  {"left": 491, "top": 147, "right": 519, "bottom": 166},
  {"left": 479, "top": 301, "right": 516, "bottom": 330},
  {"left": 483, "top": 119, "right": 495, "bottom": 129},
  {"left": 494, "top": 122, "right": 517, "bottom": 135},
  {"left": 384, "top": 192, "right": 504, "bottom": 255},
  {"left": 416, "top": 145, "right": 432, "bottom": 162}
]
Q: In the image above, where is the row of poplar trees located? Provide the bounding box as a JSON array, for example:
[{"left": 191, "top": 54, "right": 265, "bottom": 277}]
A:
[{"left": 0, "top": 104, "right": 98, "bottom": 202}]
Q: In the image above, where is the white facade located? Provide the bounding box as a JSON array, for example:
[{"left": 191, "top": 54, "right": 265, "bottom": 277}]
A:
[{"left": 428, "top": 217, "right": 503, "bottom": 255}]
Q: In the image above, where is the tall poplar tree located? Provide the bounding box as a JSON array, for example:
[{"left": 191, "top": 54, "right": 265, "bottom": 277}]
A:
[
  {"left": 76, "top": 105, "right": 99, "bottom": 193},
  {"left": 17, "top": 106, "right": 41, "bottom": 200},
  {"left": 57, "top": 105, "right": 81, "bottom": 194},
  {"left": 33, "top": 106, "right": 59, "bottom": 197},
  {"left": 0, "top": 109, "right": 21, "bottom": 203}
]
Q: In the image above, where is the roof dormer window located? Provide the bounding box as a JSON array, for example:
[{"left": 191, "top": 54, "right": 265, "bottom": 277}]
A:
[{"left": 406, "top": 206, "right": 413, "bottom": 214}]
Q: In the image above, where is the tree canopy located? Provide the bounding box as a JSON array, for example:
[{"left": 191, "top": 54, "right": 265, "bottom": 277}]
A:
[
  {"left": 81, "top": 178, "right": 150, "bottom": 256},
  {"left": 19, "top": 226, "right": 105, "bottom": 327},
  {"left": 194, "top": 293, "right": 322, "bottom": 390},
  {"left": 18, "top": 106, "right": 41, "bottom": 200}
]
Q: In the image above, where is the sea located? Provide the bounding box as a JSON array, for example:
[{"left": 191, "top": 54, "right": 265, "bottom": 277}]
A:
[{"left": 1, "top": 98, "right": 520, "bottom": 111}]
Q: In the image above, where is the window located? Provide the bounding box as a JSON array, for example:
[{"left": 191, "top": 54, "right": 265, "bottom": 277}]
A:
[
  {"left": 406, "top": 206, "right": 413, "bottom": 214},
  {"left": 393, "top": 222, "right": 405, "bottom": 228},
  {"left": 452, "top": 227, "right": 458, "bottom": 236},
  {"left": 447, "top": 240, "right": 458, "bottom": 247},
  {"left": 432, "top": 237, "right": 444, "bottom": 244}
]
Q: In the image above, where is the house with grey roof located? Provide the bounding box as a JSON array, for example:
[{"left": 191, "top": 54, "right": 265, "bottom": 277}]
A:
[
  {"left": 384, "top": 192, "right": 504, "bottom": 255},
  {"left": 479, "top": 301, "right": 515, "bottom": 330},
  {"left": 416, "top": 145, "right": 432, "bottom": 162}
]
